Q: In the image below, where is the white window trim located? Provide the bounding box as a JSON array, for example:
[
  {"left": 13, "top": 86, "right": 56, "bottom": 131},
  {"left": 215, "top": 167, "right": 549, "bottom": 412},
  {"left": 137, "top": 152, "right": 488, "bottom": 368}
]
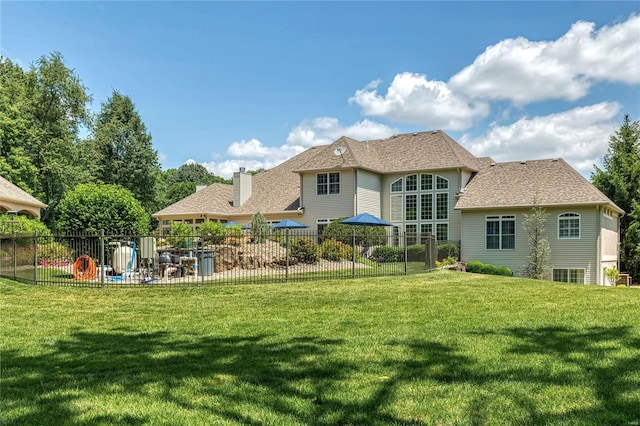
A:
[
  {"left": 316, "top": 172, "right": 341, "bottom": 196},
  {"left": 558, "top": 212, "right": 581, "bottom": 239},
  {"left": 603, "top": 208, "right": 613, "bottom": 220},
  {"left": 435, "top": 191, "right": 449, "bottom": 220},
  {"left": 391, "top": 178, "right": 403, "bottom": 193},
  {"left": 436, "top": 175, "right": 449, "bottom": 190},
  {"left": 436, "top": 222, "right": 449, "bottom": 241},
  {"left": 405, "top": 174, "right": 418, "bottom": 192},
  {"left": 486, "top": 215, "right": 516, "bottom": 250}
]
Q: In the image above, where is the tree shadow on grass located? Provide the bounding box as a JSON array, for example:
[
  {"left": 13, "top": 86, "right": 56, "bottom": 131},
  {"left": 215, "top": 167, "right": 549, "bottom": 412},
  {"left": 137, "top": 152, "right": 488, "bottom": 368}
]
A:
[
  {"left": 459, "top": 325, "right": 640, "bottom": 424},
  {"left": 2, "top": 331, "right": 352, "bottom": 425},
  {"left": 3, "top": 326, "right": 639, "bottom": 425}
]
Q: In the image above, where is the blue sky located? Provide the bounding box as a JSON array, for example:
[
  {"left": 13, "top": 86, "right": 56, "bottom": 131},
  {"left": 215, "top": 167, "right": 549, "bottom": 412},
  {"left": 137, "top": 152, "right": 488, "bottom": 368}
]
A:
[{"left": 2, "top": 1, "right": 639, "bottom": 178}]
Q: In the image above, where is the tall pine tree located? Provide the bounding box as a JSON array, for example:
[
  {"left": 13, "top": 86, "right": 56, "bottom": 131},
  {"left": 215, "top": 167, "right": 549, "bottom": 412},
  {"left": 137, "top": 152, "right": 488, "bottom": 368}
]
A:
[{"left": 592, "top": 115, "right": 640, "bottom": 280}]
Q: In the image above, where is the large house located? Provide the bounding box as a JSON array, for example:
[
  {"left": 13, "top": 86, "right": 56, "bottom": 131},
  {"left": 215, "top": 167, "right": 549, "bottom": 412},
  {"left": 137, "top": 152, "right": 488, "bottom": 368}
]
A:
[
  {"left": 0, "top": 175, "right": 47, "bottom": 219},
  {"left": 153, "top": 131, "right": 623, "bottom": 285}
]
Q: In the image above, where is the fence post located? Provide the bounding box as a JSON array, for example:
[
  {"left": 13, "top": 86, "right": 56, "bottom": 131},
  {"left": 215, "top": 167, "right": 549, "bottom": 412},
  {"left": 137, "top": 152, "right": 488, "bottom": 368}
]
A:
[
  {"left": 285, "top": 228, "right": 290, "bottom": 282},
  {"left": 100, "top": 230, "right": 105, "bottom": 287},
  {"left": 12, "top": 230, "right": 16, "bottom": 281},
  {"left": 33, "top": 231, "right": 38, "bottom": 284},
  {"left": 404, "top": 231, "right": 408, "bottom": 275},
  {"left": 201, "top": 231, "right": 205, "bottom": 285},
  {"left": 352, "top": 229, "right": 356, "bottom": 278}
]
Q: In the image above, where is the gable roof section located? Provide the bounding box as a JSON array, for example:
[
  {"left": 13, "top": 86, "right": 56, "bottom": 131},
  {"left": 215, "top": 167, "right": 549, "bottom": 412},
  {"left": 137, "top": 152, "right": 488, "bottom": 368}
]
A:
[
  {"left": 153, "top": 145, "right": 323, "bottom": 217},
  {"left": 294, "top": 130, "right": 482, "bottom": 173},
  {"left": 455, "top": 159, "right": 623, "bottom": 213},
  {"left": 0, "top": 175, "right": 47, "bottom": 209}
]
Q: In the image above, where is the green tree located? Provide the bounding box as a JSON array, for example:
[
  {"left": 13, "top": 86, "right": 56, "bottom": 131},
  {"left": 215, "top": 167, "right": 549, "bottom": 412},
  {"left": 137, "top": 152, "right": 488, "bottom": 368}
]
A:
[
  {"left": 592, "top": 115, "right": 640, "bottom": 279},
  {"left": 25, "top": 52, "right": 93, "bottom": 225},
  {"left": 56, "top": 183, "right": 149, "bottom": 235},
  {"left": 522, "top": 203, "right": 551, "bottom": 280},
  {"left": 159, "top": 163, "right": 229, "bottom": 207},
  {"left": 0, "top": 58, "right": 39, "bottom": 193},
  {"left": 250, "top": 212, "right": 269, "bottom": 243},
  {"left": 90, "top": 90, "right": 161, "bottom": 213}
]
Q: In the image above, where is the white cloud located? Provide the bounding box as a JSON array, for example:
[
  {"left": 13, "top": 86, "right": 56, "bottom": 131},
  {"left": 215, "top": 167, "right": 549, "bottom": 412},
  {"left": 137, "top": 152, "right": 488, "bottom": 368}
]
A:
[
  {"left": 199, "top": 118, "right": 396, "bottom": 179},
  {"left": 349, "top": 72, "right": 490, "bottom": 131},
  {"left": 460, "top": 102, "right": 621, "bottom": 175},
  {"left": 286, "top": 117, "right": 398, "bottom": 147},
  {"left": 450, "top": 14, "right": 640, "bottom": 104},
  {"left": 199, "top": 138, "right": 306, "bottom": 178}
]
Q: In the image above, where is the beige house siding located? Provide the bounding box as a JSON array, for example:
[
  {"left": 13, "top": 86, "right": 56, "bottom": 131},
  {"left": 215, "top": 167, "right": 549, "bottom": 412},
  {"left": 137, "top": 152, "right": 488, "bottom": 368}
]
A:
[
  {"left": 460, "top": 206, "right": 603, "bottom": 283},
  {"left": 355, "top": 169, "right": 382, "bottom": 216},
  {"left": 299, "top": 170, "right": 356, "bottom": 228},
  {"left": 600, "top": 209, "right": 619, "bottom": 262},
  {"left": 460, "top": 209, "right": 530, "bottom": 275},
  {"left": 547, "top": 207, "right": 599, "bottom": 284}
]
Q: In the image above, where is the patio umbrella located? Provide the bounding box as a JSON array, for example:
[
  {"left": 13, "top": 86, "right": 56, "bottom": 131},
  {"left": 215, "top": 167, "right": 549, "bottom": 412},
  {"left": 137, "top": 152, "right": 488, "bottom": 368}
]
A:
[
  {"left": 272, "top": 219, "right": 309, "bottom": 229},
  {"left": 340, "top": 212, "right": 392, "bottom": 226},
  {"left": 272, "top": 219, "right": 308, "bottom": 281},
  {"left": 341, "top": 213, "right": 392, "bottom": 275}
]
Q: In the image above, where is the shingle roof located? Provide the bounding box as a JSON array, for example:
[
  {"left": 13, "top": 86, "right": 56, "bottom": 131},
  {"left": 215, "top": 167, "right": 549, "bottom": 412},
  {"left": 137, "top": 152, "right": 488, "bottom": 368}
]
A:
[
  {"left": 295, "top": 130, "right": 482, "bottom": 173},
  {"left": 454, "top": 158, "right": 623, "bottom": 213},
  {"left": 153, "top": 145, "right": 323, "bottom": 217},
  {"left": 0, "top": 176, "right": 47, "bottom": 208}
]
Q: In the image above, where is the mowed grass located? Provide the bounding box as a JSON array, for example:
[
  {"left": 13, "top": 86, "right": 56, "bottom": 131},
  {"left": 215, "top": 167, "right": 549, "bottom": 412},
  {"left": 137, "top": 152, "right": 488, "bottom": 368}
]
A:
[{"left": 1, "top": 271, "right": 639, "bottom": 425}]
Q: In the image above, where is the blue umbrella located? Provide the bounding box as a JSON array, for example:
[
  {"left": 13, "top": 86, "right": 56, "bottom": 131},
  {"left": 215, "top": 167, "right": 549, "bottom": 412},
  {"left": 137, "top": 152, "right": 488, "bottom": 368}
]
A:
[
  {"left": 340, "top": 212, "right": 392, "bottom": 226},
  {"left": 223, "top": 221, "right": 238, "bottom": 228},
  {"left": 272, "top": 219, "right": 309, "bottom": 229}
]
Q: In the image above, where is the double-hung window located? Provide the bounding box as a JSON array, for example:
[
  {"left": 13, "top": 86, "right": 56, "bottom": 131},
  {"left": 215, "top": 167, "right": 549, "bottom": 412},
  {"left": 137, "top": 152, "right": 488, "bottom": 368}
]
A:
[
  {"left": 558, "top": 213, "right": 580, "bottom": 239},
  {"left": 317, "top": 172, "right": 340, "bottom": 195},
  {"left": 486, "top": 215, "right": 515, "bottom": 250}
]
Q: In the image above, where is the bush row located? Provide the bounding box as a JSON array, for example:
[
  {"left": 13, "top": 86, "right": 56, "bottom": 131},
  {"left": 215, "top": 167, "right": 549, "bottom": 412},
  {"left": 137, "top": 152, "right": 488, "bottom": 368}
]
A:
[
  {"left": 371, "top": 243, "right": 460, "bottom": 263},
  {"left": 289, "top": 238, "right": 354, "bottom": 264},
  {"left": 466, "top": 260, "right": 513, "bottom": 276}
]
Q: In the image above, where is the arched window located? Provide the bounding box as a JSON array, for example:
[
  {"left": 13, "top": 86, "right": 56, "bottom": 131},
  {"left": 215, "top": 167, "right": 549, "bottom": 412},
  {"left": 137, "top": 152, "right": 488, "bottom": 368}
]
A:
[
  {"left": 391, "top": 178, "right": 403, "bottom": 192},
  {"left": 558, "top": 213, "right": 580, "bottom": 239}
]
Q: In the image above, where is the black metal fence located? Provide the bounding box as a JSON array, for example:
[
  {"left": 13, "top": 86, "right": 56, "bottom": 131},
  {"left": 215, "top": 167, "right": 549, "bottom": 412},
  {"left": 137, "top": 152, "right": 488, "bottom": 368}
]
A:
[{"left": 0, "top": 230, "right": 459, "bottom": 287}]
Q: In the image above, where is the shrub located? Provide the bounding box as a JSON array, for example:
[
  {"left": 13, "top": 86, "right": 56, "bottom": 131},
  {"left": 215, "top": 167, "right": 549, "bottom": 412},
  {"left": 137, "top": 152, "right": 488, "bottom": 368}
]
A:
[
  {"left": 290, "top": 237, "right": 318, "bottom": 264},
  {"left": 198, "top": 221, "right": 226, "bottom": 245},
  {"left": 57, "top": 183, "right": 149, "bottom": 235},
  {"left": 37, "top": 241, "right": 74, "bottom": 266},
  {"left": 0, "top": 215, "right": 51, "bottom": 236},
  {"left": 435, "top": 256, "right": 458, "bottom": 268},
  {"left": 604, "top": 267, "right": 620, "bottom": 286},
  {"left": 466, "top": 260, "right": 484, "bottom": 273},
  {"left": 466, "top": 260, "right": 512, "bottom": 277},
  {"left": 321, "top": 239, "right": 351, "bottom": 261},
  {"left": 407, "top": 244, "right": 426, "bottom": 262},
  {"left": 495, "top": 266, "right": 514, "bottom": 276},
  {"left": 167, "top": 222, "right": 196, "bottom": 249},
  {"left": 437, "top": 243, "right": 459, "bottom": 261},
  {"left": 372, "top": 246, "right": 404, "bottom": 263},
  {"left": 322, "top": 217, "right": 387, "bottom": 247},
  {"left": 481, "top": 263, "right": 498, "bottom": 275}
]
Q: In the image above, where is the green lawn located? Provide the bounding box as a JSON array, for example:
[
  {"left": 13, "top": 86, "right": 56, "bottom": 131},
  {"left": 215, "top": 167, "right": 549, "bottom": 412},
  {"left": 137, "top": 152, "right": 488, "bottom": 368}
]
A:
[{"left": 1, "top": 271, "right": 639, "bottom": 425}]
